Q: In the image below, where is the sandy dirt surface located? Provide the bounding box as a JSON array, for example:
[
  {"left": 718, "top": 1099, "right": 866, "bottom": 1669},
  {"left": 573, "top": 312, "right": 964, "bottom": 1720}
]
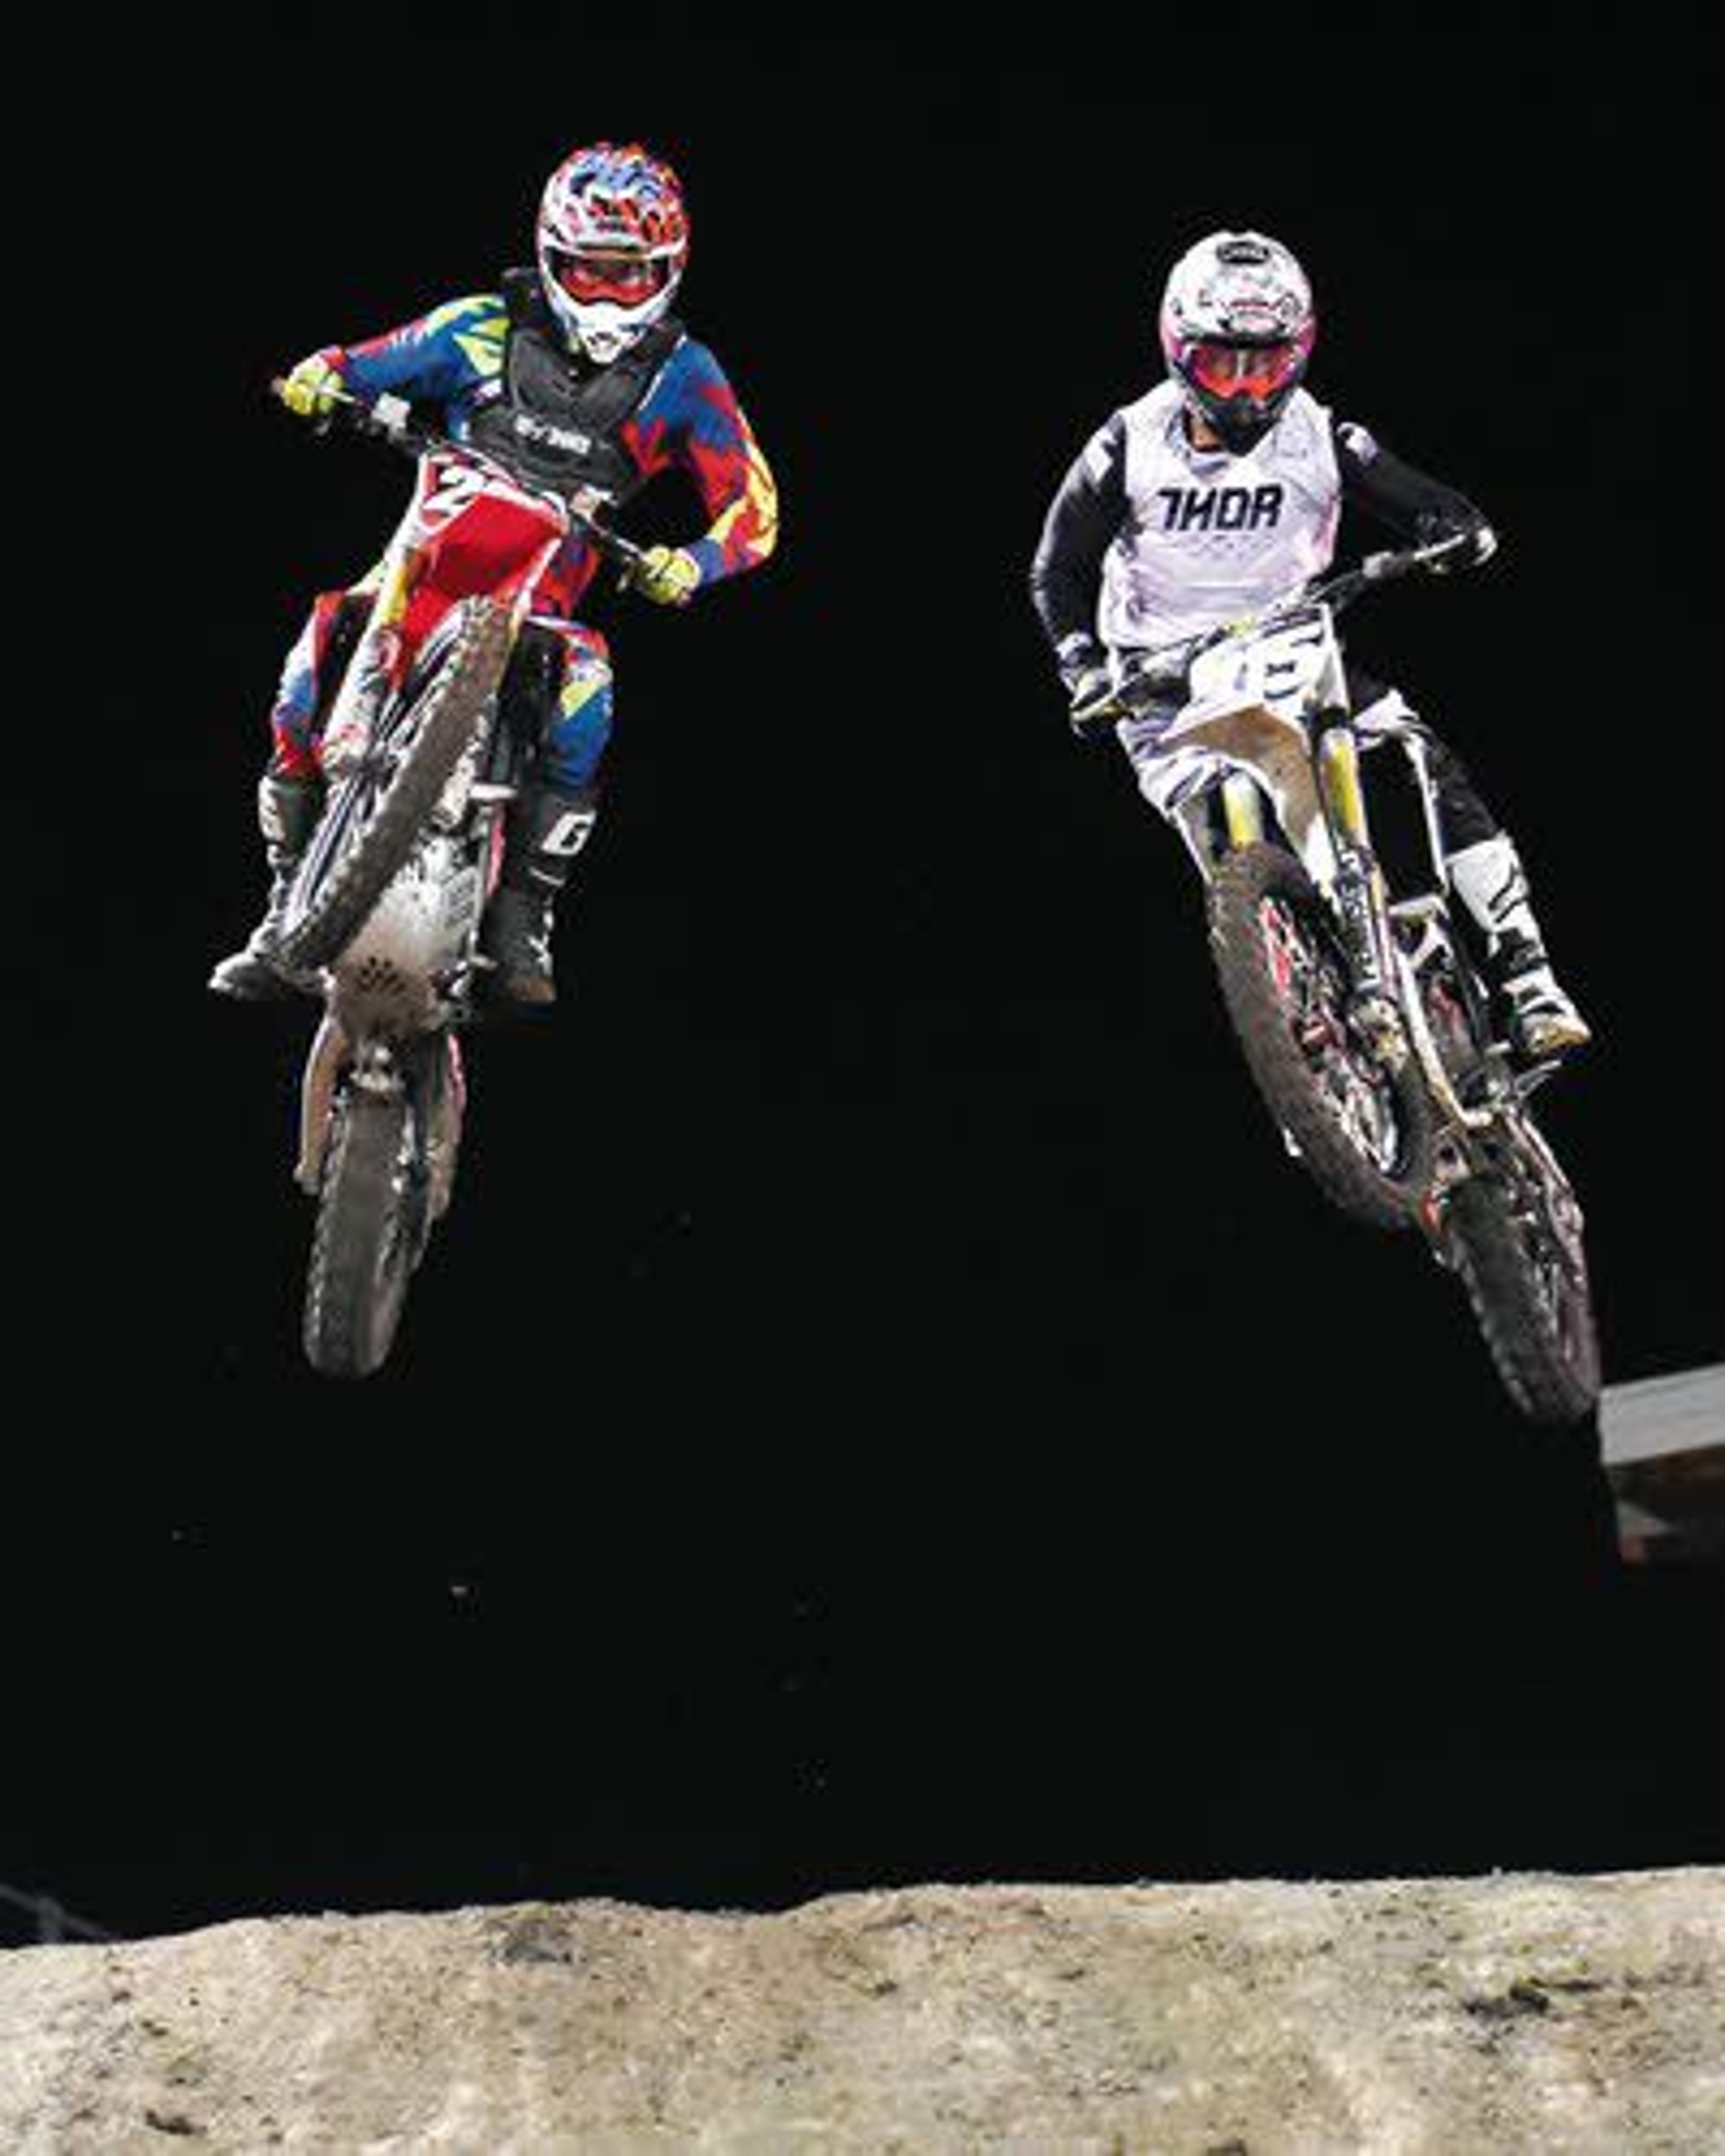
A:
[{"left": 2, "top": 1869, "right": 1721, "bottom": 2150}]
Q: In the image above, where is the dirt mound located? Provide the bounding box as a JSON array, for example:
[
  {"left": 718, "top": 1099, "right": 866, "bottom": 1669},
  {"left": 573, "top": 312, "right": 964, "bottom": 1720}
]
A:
[{"left": 3, "top": 1869, "right": 1720, "bottom": 2149}]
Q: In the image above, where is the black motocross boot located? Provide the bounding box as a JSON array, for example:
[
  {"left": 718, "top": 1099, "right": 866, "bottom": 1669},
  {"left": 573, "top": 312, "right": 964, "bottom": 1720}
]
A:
[
  {"left": 208, "top": 773, "right": 325, "bottom": 1000},
  {"left": 480, "top": 781, "right": 600, "bottom": 1008}
]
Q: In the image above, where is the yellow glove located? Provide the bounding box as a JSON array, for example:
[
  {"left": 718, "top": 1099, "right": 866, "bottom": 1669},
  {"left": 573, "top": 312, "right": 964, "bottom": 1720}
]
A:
[
  {"left": 631, "top": 545, "right": 702, "bottom": 607},
  {"left": 279, "top": 351, "right": 346, "bottom": 420}
]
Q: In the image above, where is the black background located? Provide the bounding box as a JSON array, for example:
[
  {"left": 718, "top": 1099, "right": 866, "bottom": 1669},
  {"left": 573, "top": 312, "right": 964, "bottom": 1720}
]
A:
[{"left": 13, "top": 25, "right": 1720, "bottom": 1942}]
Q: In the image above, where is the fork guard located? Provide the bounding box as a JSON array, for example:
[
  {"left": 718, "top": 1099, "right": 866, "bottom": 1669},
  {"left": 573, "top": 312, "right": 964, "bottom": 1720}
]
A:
[{"left": 296, "top": 1012, "right": 349, "bottom": 1193}]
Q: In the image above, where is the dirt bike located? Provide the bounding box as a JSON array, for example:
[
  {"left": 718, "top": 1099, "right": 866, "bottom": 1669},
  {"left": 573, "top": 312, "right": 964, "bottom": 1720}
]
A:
[
  {"left": 1112, "top": 536, "right": 1599, "bottom": 1426},
  {"left": 261, "top": 382, "right": 647, "bottom": 1379}
]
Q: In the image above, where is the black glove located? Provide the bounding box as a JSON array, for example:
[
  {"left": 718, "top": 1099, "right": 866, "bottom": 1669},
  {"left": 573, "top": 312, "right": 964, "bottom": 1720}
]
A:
[
  {"left": 1066, "top": 663, "right": 1124, "bottom": 742},
  {"left": 1415, "top": 509, "right": 1497, "bottom": 574},
  {"left": 1121, "top": 645, "right": 1194, "bottom": 700}
]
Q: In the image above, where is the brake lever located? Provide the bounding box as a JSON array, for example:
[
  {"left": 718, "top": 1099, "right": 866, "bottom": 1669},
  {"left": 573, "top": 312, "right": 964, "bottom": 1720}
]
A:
[{"left": 1398, "top": 530, "right": 1486, "bottom": 576}]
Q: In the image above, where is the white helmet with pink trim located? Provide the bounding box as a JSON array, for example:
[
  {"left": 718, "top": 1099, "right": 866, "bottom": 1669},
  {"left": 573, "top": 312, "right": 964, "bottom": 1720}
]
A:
[
  {"left": 536, "top": 141, "right": 690, "bottom": 365},
  {"left": 1159, "top": 231, "right": 1316, "bottom": 452}
]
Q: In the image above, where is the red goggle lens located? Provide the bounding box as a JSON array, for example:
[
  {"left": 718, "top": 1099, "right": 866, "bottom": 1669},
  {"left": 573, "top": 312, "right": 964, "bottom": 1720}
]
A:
[
  {"left": 550, "top": 248, "right": 663, "bottom": 306},
  {"left": 1185, "top": 339, "right": 1304, "bottom": 402}
]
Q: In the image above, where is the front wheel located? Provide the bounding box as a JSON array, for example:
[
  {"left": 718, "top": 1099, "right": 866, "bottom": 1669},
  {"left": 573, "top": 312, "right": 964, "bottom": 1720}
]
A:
[
  {"left": 1444, "top": 1143, "right": 1600, "bottom": 1425},
  {"left": 279, "top": 599, "right": 511, "bottom": 975},
  {"left": 1208, "top": 843, "right": 1433, "bottom": 1231},
  {"left": 303, "top": 1082, "right": 427, "bottom": 1378}
]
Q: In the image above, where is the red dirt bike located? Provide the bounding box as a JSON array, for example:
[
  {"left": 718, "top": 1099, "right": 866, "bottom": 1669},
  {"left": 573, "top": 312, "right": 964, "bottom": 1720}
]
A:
[{"left": 262, "top": 382, "right": 647, "bottom": 1378}]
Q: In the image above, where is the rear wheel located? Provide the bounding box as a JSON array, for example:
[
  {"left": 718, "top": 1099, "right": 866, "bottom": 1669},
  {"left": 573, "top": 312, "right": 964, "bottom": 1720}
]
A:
[
  {"left": 1445, "top": 1143, "right": 1600, "bottom": 1424},
  {"left": 1209, "top": 843, "right": 1432, "bottom": 1230},
  {"left": 304, "top": 1084, "right": 426, "bottom": 1378},
  {"left": 279, "top": 600, "right": 510, "bottom": 975}
]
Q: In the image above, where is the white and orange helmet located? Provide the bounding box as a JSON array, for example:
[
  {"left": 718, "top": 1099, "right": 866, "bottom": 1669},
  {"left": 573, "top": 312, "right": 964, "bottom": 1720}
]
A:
[
  {"left": 1159, "top": 230, "right": 1316, "bottom": 451},
  {"left": 536, "top": 142, "right": 690, "bottom": 364}
]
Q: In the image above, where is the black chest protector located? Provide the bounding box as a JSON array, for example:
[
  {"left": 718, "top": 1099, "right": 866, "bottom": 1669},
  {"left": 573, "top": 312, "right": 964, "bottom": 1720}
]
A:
[{"left": 462, "top": 268, "right": 683, "bottom": 503}]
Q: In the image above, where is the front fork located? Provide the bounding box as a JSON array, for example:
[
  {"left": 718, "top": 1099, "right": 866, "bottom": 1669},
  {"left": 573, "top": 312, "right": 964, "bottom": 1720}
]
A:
[
  {"left": 318, "top": 550, "right": 416, "bottom": 778},
  {"left": 1314, "top": 723, "right": 1404, "bottom": 1060},
  {"left": 1209, "top": 719, "right": 1394, "bottom": 1006},
  {"left": 1334, "top": 717, "right": 1508, "bottom": 1244}
]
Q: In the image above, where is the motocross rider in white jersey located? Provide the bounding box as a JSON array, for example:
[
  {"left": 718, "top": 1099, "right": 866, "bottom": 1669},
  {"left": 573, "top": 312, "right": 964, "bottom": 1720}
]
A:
[{"left": 1030, "top": 230, "right": 1589, "bottom": 1063}]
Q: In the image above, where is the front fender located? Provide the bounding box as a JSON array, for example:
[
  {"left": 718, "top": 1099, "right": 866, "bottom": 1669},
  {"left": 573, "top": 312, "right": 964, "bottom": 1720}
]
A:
[{"left": 1159, "top": 698, "right": 1337, "bottom": 888}]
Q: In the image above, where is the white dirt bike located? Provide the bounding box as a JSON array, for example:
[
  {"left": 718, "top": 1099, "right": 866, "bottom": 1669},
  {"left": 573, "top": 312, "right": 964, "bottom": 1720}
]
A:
[{"left": 1114, "top": 536, "right": 1599, "bottom": 1425}]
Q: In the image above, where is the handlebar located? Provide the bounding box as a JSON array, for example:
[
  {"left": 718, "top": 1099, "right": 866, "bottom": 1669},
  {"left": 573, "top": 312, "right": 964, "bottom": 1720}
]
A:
[
  {"left": 269, "top": 377, "right": 649, "bottom": 574},
  {"left": 1306, "top": 530, "right": 1480, "bottom": 612},
  {"left": 1111, "top": 530, "right": 1487, "bottom": 714}
]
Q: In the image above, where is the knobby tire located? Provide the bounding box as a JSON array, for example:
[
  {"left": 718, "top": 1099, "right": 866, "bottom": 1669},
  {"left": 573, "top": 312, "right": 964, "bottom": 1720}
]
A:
[
  {"left": 1208, "top": 842, "right": 1432, "bottom": 1232},
  {"left": 1446, "top": 1171, "right": 1600, "bottom": 1425},
  {"left": 303, "top": 1085, "right": 422, "bottom": 1378},
  {"left": 279, "top": 599, "right": 510, "bottom": 974}
]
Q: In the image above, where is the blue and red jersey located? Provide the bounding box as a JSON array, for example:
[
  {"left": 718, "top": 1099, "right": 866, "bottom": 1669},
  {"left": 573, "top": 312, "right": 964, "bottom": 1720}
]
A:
[{"left": 318, "top": 293, "right": 778, "bottom": 616}]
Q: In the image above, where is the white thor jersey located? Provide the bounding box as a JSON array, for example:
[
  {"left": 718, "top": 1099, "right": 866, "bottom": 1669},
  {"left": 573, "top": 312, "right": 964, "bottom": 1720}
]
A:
[{"left": 1097, "top": 382, "right": 1342, "bottom": 651}]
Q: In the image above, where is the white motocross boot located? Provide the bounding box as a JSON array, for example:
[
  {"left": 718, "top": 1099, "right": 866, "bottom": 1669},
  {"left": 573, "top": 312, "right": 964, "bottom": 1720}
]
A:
[{"left": 1446, "top": 834, "right": 1592, "bottom": 1061}]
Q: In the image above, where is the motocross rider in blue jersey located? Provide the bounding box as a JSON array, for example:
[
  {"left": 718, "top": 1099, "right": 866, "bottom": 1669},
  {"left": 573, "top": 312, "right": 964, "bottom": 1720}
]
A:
[{"left": 212, "top": 142, "right": 778, "bottom": 1008}]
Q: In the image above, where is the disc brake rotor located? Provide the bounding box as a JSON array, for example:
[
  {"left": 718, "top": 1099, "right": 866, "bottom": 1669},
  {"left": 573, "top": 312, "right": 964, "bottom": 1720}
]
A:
[{"left": 1261, "top": 895, "right": 1401, "bottom": 1172}]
